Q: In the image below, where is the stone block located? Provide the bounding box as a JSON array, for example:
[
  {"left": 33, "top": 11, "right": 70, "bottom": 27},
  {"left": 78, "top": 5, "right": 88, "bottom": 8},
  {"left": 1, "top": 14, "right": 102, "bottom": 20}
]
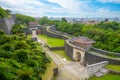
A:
[
  {"left": 99, "top": 68, "right": 109, "bottom": 74},
  {"left": 94, "top": 72, "right": 104, "bottom": 77}
]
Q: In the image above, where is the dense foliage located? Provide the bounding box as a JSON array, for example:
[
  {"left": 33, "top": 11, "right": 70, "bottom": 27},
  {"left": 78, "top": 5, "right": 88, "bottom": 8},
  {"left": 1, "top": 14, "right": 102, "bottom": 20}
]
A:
[
  {"left": 16, "top": 14, "right": 35, "bottom": 24},
  {"left": 0, "top": 30, "right": 49, "bottom": 80},
  {"left": 39, "top": 17, "right": 61, "bottom": 25},
  {"left": 0, "top": 7, "right": 9, "bottom": 18},
  {"left": 54, "top": 21, "right": 120, "bottom": 53},
  {"left": 11, "top": 24, "right": 24, "bottom": 34}
]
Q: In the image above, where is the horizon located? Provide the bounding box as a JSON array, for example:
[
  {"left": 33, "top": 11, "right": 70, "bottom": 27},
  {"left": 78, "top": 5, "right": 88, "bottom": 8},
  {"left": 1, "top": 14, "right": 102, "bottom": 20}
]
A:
[{"left": 0, "top": 0, "right": 120, "bottom": 18}]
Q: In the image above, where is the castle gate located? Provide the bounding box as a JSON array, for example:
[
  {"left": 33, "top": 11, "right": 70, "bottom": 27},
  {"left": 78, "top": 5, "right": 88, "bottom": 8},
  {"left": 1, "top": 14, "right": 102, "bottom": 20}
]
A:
[{"left": 73, "top": 48, "right": 85, "bottom": 64}]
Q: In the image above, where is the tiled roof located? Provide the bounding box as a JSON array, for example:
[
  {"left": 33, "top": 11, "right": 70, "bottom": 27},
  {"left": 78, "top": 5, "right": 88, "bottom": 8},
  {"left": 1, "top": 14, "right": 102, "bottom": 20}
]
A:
[{"left": 72, "top": 36, "right": 95, "bottom": 44}]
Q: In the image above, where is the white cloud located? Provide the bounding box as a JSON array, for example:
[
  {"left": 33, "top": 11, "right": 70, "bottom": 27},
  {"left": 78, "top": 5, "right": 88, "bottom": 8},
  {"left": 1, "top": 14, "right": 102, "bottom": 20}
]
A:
[
  {"left": 0, "top": 0, "right": 120, "bottom": 17},
  {"left": 0, "top": 0, "right": 66, "bottom": 17},
  {"left": 98, "top": 0, "right": 120, "bottom": 4}
]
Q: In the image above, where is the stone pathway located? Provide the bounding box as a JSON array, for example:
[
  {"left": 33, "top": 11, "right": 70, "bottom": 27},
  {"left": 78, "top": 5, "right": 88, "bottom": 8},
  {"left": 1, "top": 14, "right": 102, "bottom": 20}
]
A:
[{"left": 37, "top": 37, "right": 86, "bottom": 80}]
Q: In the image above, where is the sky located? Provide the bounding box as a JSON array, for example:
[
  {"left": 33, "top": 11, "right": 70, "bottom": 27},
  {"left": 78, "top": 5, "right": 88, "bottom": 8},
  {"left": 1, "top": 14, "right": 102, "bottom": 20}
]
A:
[{"left": 0, "top": 0, "right": 120, "bottom": 18}]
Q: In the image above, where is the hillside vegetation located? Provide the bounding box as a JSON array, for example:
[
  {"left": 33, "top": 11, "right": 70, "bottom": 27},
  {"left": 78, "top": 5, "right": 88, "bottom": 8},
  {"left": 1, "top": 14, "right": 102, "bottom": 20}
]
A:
[
  {"left": 0, "top": 7, "right": 11, "bottom": 18},
  {"left": 0, "top": 30, "right": 49, "bottom": 80},
  {"left": 16, "top": 14, "right": 35, "bottom": 24}
]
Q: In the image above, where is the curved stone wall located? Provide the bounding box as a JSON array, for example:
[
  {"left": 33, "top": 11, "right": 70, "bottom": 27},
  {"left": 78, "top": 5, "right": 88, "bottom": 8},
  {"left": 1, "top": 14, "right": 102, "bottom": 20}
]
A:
[
  {"left": 45, "top": 25, "right": 120, "bottom": 65},
  {"left": 46, "top": 26, "right": 72, "bottom": 40},
  {"left": 65, "top": 39, "right": 120, "bottom": 65},
  {"left": 65, "top": 40, "right": 74, "bottom": 60},
  {"left": 85, "top": 52, "right": 120, "bottom": 65},
  {"left": 91, "top": 47, "right": 120, "bottom": 57}
]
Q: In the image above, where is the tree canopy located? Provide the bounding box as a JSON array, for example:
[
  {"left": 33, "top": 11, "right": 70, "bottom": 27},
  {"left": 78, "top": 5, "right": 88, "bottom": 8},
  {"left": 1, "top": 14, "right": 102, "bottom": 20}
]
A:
[
  {"left": 54, "top": 20, "right": 120, "bottom": 53},
  {"left": 16, "top": 14, "right": 35, "bottom": 24},
  {"left": 0, "top": 7, "right": 8, "bottom": 18},
  {"left": 0, "top": 31, "right": 49, "bottom": 80}
]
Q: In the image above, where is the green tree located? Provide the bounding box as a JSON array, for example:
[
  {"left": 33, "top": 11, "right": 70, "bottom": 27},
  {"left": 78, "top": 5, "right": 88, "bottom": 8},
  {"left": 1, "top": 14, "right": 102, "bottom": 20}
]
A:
[
  {"left": 16, "top": 14, "right": 35, "bottom": 24},
  {"left": 15, "top": 49, "right": 29, "bottom": 62},
  {"left": 11, "top": 24, "right": 24, "bottom": 34},
  {"left": 0, "top": 7, "right": 7, "bottom": 18},
  {"left": 39, "top": 16, "right": 50, "bottom": 25},
  {"left": 61, "top": 17, "right": 67, "bottom": 22}
]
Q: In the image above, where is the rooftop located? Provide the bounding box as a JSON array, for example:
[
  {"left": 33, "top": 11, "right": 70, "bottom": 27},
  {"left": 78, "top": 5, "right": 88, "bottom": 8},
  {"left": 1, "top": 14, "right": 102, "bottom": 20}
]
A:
[
  {"left": 71, "top": 36, "right": 95, "bottom": 45},
  {"left": 29, "top": 21, "right": 39, "bottom": 26}
]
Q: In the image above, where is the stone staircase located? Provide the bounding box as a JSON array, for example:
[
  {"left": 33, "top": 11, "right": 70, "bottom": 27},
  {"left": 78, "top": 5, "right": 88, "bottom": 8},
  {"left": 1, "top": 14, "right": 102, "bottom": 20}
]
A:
[{"left": 94, "top": 68, "right": 109, "bottom": 77}]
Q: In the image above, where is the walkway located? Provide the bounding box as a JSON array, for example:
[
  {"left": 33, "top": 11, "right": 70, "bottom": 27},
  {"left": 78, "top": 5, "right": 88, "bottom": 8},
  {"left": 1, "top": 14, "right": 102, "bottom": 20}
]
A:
[{"left": 38, "top": 37, "right": 86, "bottom": 80}]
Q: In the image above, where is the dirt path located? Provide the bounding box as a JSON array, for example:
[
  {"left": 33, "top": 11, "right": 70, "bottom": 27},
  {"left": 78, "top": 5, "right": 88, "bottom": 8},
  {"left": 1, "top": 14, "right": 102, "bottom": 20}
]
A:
[{"left": 37, "top": 38, "right": 86, "bottom": 80}]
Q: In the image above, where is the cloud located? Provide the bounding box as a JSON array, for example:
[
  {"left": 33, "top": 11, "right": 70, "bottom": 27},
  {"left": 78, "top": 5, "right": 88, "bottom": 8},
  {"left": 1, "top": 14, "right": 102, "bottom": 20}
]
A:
[
  {"left": 0, "top": 0, "right": 120, "bottom": 17},
  {"left": 0, "top": 0, "right": 66, "bottom": 17},
  {"left": 98, "top": 0, "right": 120, "bottom": 4}
]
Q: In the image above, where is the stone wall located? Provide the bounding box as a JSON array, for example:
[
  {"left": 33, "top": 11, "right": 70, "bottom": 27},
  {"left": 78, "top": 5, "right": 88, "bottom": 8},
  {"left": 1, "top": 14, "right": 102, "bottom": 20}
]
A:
[
  {"left": 87, "top": 61, "right": 108, "bottom": 78},
  {"left": 0, "top": 17, "right": 15, "bottom": 34},
  {"left": 65, "top": 40, "right": 74, "bottom": 60},
  {"left": 91, "top": 47, "right": 120, "bottom": 57},
  {"left": 85, "top": 52, "right": 120, "bottom": 65},
  {"left": 0, "top": 19, "right": 7, "bottom": 33},
  {"left": 47, "top": 45, "right": 65, "bottom": 50},
  {"left": 46, "top": 26, "right": 72, "bottom": 40},
  {"left": 45, "top": 25, "right": 120, "bottom": 65}
]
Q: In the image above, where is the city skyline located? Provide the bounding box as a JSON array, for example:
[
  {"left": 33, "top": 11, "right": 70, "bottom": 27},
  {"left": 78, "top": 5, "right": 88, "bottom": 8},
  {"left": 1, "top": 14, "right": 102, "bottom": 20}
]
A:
[{"left": 0, "top": 0, "right": 120, "bottom": 18}]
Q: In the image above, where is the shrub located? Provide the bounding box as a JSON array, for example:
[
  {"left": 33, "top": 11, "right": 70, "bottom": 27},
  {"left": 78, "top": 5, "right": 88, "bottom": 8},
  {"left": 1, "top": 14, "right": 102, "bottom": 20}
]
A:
[
  {"left": 14, "top": 41, "right": 29, "bottom": 50},
  {"left": 15, "top": 50, "right": 29, "bottom": 62},
  {"left": 0, "top": 49, "right": 13, "bottom": 58},
  {"left": 25, "top": 59, "right": 38, "bottom": 67},
  {"left": 0, "top": 43, "right": 14, "bottom": 51}
]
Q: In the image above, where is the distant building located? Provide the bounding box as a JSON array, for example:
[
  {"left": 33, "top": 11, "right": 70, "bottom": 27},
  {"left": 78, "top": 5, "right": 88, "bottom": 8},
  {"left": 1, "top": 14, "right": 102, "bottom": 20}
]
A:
[
  {"left": 28, "top": 21, "right": 39, "bottom": 30},
  {"left": 86, "top": 20, "right": 99, "bottom": 25},
  {"left": 27, "top": 21, "right": 46, "bottom": 34}
]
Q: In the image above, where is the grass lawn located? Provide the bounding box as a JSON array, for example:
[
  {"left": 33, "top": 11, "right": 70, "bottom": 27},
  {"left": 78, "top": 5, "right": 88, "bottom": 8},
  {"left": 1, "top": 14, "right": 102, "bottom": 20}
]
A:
[
  {"left": 89, "top": 73, "right": 120, "bottom": 80},
  {"left": 38, "top": 35, "right": 64, "bottom": 47},
  {"left": 20, "top": 24, "right": 26, "bottom": 28},
  {"left": 106, "top": 64, "right": 120, "bottom": 71},
  {"left": 52, "top": 50, "right": 71, "bottom": 61},
  {"left": 27, "top": 35, "right": 32, "bottom": 39},
  {"left": 42, "top": 61, "right": 56, "bottom": 80}
]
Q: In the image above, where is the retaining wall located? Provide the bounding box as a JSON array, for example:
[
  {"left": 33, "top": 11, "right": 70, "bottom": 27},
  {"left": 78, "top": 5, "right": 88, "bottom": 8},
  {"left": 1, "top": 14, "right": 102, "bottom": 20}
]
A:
[
  {"left": 65, "top": 40, "right": 74, "bottom": 60},
  {"left": 108, "top": 69, "right": 120, "bottom": 75},
  {"left": 91, "top": 47, "right": 120, "bottom": 57},
  {"left": 87, "top": 61, "right": 108, "bottom": 78},
  {"left": 46, "top": 26, "right": 72, "bottom": 40},
  {"left": 85, "top": 52, "right": 120, "bottom": 65},
  {"left": 47, "top": 45, "right": 65, "bottom": 50}
]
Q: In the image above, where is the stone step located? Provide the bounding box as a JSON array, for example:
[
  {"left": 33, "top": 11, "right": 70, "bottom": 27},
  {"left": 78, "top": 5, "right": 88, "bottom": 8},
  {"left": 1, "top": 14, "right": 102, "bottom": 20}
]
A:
[
  {"left": 94, "top": 72, "right": 104, "bottom": 77},
  {"left": 99, "top": 68, "right": 109, "bottom": 74}
]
